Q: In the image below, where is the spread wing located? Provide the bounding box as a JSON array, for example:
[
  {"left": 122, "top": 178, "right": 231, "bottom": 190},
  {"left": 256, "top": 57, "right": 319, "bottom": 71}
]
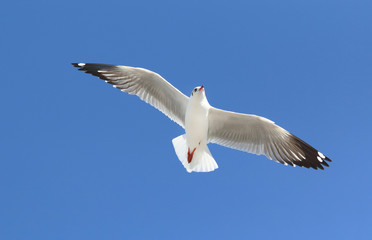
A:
[
  {"left": 208, "top": 107, "right": 332, "bottom": 169},
  {"left": 72, "top": 63, "right": 189, "bottom": 128}
]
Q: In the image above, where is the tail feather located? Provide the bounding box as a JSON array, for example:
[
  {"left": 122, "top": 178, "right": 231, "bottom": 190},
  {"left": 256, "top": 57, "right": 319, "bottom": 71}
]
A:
[{"left": 172, "top": 134, "right": 218, "bottom": 173}]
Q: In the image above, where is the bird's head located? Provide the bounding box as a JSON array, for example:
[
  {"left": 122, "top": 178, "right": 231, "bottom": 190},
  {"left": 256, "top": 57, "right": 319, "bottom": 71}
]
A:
[{"left": 190, "top": 85, "right": 205, "bottom": 98}]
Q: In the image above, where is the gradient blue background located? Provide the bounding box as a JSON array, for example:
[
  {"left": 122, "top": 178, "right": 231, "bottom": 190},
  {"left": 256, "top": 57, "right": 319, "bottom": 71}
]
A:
[{"left": 1, "top": 0, "right": 371, "bottom": 239}]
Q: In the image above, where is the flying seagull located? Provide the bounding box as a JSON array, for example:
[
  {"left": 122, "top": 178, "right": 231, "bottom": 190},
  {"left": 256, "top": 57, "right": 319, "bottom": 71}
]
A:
[{"left": 72, "top": 63, "right": 332, "bottom": 172}]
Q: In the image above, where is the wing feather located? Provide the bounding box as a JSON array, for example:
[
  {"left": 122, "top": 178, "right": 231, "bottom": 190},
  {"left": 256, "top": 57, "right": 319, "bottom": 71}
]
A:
[
  {"left": 72, "top": 63, "right": 189, "bottom": 128},
  {"left": 208, "top": 107, "right": 331, "bottom": 169}
]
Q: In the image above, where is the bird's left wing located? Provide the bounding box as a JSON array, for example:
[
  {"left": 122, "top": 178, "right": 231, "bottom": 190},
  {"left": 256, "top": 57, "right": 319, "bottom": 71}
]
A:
[
  {"left": 207, "top": 107, "right": 332, "bottom": 169},
  {"left": 72, "top": 63, "right": 189, "bottom": 128}
]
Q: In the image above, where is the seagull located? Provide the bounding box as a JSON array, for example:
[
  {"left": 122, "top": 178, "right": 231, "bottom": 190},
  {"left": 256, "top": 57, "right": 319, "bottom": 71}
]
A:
[{"left": 72, "top": 63, "right": 332, "bottom": 172}]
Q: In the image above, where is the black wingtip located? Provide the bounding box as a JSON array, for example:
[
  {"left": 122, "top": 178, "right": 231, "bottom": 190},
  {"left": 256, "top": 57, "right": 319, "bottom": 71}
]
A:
[
  {"left": 287, "top": 134, "right": 332, "bottom": 170},
  {"left": 71, "top": 63, "right": 87, "bottom": 70}
]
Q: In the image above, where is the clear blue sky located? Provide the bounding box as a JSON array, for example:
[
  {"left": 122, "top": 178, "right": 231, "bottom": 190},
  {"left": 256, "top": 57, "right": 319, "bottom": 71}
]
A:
[{"left": 1, "top": 0, "right": 371, "bottom": 239}]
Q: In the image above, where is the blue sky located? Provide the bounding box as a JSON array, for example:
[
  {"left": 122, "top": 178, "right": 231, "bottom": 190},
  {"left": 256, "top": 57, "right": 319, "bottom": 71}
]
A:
[{"left": 1, "top": 0, "right": 372, "bottom": 239}]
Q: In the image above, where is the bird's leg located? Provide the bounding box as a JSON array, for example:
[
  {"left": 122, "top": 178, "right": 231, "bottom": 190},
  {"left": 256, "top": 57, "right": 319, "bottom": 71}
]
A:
[{"left": 187, "top": 147, "right": 197, "bottom": 163}]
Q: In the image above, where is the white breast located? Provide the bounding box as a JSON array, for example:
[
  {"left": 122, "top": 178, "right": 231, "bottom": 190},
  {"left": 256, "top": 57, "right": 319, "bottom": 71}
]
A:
[{"left": 185, "top": 98, "right": 209, "bottom": 148}]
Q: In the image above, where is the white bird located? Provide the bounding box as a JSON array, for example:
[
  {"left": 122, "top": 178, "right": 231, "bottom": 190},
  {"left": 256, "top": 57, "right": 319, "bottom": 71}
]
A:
[{"left": 72, "top": 63, "right": 332, "bottom": 172}]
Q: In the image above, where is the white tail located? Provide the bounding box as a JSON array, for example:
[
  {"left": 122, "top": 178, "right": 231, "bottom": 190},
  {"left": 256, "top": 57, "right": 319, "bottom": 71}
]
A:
[{"left": 172, "top": 134, "right": 218, "bottom": 173}]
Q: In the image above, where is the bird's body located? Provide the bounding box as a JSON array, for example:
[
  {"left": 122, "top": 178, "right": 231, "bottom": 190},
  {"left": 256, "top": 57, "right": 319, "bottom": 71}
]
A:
[
  {"left": 185, "top": 87, "right": 209, "bottom": 151},
  {"left": 72, "top": 63, "right": 332, "bottom": 172},
  {"left": 181, "top": 86, "right": 217, "bottom": 172}
]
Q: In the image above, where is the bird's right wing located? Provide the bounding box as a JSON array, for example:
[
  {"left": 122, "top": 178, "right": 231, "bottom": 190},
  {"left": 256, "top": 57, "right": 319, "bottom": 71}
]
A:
[
  {"left": 72, "top": 63, "right": 189, "bottom": 128},
  {"left": 208, "top": 107, "right": 331, "bottom": 169}
]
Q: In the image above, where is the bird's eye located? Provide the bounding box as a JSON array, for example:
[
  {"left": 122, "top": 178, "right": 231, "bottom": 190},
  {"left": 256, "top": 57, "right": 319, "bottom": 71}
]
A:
[{"left": 194, "top": 89, "right": 197, "bottom": 92}]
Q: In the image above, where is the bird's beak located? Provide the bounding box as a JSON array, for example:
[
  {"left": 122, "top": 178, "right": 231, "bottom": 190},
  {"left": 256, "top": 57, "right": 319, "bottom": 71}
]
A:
[{"left": 200, "top": 85, "right": 204, "bottom": 91}]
